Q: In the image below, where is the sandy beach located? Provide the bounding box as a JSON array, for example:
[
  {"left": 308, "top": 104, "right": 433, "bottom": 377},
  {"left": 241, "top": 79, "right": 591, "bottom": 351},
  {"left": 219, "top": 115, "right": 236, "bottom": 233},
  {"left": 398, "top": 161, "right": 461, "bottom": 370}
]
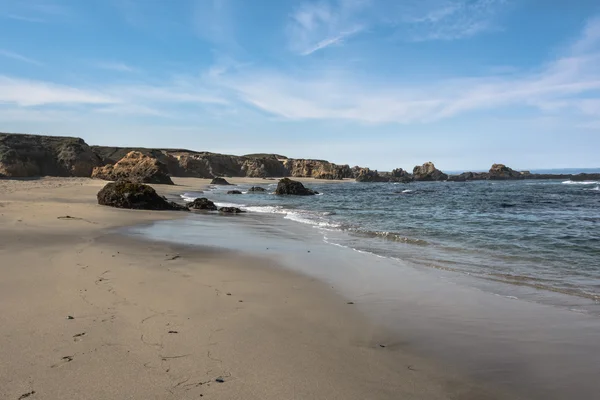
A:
[{"left": 0, "top": 177, "right": 500, "bottom": 400}]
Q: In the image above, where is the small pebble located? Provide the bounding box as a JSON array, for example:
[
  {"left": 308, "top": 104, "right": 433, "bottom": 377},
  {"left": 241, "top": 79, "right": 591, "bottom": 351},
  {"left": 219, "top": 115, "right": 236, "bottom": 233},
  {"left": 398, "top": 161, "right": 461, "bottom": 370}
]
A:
[
  {"left": 379, "top": 344, "right": 386, "bottom": 348},
  {"left": 67, "top": 315, "right": 75, "bottom": 320},
  {"left": 216, "top": 378, "right": 225, "bottom": 383},
  {"left": 168, "top": 330, "right": 179, "bottom": 334},
  {"left": 347, "top": 302, "right": 354, "bottom": 305}
]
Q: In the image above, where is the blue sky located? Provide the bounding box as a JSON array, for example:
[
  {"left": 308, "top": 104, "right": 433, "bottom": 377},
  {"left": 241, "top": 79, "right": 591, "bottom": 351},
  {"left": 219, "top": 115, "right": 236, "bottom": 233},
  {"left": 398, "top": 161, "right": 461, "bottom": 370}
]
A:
[{"left": 1, "top": 0, "right": 599, "bottom": 171}]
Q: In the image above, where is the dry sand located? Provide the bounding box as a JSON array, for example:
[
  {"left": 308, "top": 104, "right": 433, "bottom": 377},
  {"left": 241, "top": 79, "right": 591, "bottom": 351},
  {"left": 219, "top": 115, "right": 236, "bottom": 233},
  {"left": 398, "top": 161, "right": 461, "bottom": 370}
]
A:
[{"left": 0, "top": 177, "right": 499, "bottom": 399}]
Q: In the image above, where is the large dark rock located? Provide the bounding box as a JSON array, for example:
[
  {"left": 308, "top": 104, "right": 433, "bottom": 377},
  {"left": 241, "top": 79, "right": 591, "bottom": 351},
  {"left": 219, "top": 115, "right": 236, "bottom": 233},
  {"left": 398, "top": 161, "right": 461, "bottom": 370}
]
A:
[
  {"left": 275, "top": 178, "right": 318, "bottom": 195},
  {"left": 0, "top": 133, "right": 102, "bottom": 177},
  {"left": 97, "top": 182, "right": 186, "bottom": 210},
  {"left": 211, "top": 177, "right": 231, "bottom": 185},
  {"left": 187, "top": 198, "right": 218, "bottom": 211},
  {"left": 412, "top": 162, "right": 448, "bottom": 181},
  {"left": 488, "top": 164, "right": 523, "bottom": 180},
  {"left": 227, "top": 190, "right": 242, "bottom": 194},
  {"left": 248, "top": 186, "right": 266, "bottom": 192},
  {"left": 219, "top": 207, "right": 245, "bottom": 214},
  {"left": 91, "top": 151, "right": 173, "bottom": 185}
]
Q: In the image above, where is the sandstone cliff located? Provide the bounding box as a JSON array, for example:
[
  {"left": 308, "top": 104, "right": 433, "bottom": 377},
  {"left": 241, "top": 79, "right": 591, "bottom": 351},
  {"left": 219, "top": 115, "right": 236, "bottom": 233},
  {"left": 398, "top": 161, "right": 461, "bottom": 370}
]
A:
[
  {"left": 91, "top": 151, "right": 174, "bottom": 185},
  {"left": 0, "top": 133, "right": 102, "bottom": 178}
]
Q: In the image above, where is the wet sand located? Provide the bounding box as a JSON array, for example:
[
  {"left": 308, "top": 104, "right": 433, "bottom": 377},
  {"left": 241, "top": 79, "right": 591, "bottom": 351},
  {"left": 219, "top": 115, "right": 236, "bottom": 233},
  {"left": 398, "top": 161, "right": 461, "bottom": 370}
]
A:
[{"left": 0, "top": 177, "right": 499, "bottom": 399}]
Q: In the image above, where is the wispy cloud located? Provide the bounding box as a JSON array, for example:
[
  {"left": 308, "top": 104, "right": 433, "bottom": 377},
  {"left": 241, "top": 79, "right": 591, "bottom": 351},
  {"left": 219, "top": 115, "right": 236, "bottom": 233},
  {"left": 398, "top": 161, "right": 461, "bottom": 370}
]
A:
[
  {"left": 288, "top": 0, "right": 366, "bottom": 55},
  {"left": 5, "top": 14, "right": 46, "bottom": 23},
  {"left": 218, "top": 16, "right": 600, "bottom": 125},
  {"left": 2, "top": 1, "right": 72, "bottom": 23},
  {"left": 0, "top": 76, "right": 117, "bottom": 106},
  {"left": 396, "top": 0, "right": 508, "bottom": 41},
  {"left": 0, "top": 49, "right": 43, "bottom": 66},
  {"left": 287, "top": 0, "right": 508, "bottom": 54},
  {"left": 95, "top": 62, "right": 137, "bottom": 73},
  {"left": 192, "top": 0, "right": 239, "bottom": 50}
]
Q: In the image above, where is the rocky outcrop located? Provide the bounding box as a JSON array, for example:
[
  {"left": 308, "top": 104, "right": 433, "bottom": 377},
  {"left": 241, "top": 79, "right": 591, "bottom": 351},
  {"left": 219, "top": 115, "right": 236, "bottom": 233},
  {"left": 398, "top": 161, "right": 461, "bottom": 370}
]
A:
[
  {"left": 248, "top": 186, "right": 266, "bottom": 192},
  {"left": 91, "top": 151, "right": 173, "bottom": 185},
  {"left": 488, "top": 164, "right": 524, "bottom": 180},
  {"left": 187, "top": 198, "right": 217, "bottom": 211},
  {"left": 97, "top": 182, "right": 185, "bottom": 210},
  {"left": 0, "top": 133, "right": 102, "bottom": 177},
  {"left": 211, "top": 177, "right": 231, "bottom": 185},
  {"left": 413, "top": 162, "right": 448, "bottom": 181},
  {"left": 227, "top": 190, "right": 242, "bottom": 194},
  {"left": 219, "top": 207, "right": 245, "bottom": 214},
  {"left": 275, "top": 178, "right": 318, "bottom": 195},
  {"left": 390, "top": 168, "right": 413, "bottom": 183},
  {"left": 283, "top": 159, "right": 353, "bottom": 180},
  {"left": 355, "top": 168, "right": 391, "bottom": 182}
]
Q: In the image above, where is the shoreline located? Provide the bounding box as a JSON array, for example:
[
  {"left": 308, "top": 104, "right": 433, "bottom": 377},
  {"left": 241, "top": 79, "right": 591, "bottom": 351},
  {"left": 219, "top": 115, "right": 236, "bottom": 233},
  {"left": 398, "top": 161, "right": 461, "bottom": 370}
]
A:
[{"left": 0, "top": 177, "right": 501, "bottom": 399}]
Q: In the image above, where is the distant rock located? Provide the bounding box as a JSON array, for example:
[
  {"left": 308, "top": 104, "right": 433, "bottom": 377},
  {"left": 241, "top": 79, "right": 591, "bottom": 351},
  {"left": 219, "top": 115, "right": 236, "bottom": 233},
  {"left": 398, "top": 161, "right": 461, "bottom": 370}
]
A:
[
  {"left": 355, "top": 168, "right": 390, "bottom": 182},
  {"left": 219, "top": 207, "right": 245, "bottom": 214},
  {"left": 248, "top": 186, "right": 266, "bottom": 192},
  {"left": 211, "top": 177, "right": 231, "bottom": 185},
  {"left": 227, "top": 190, "right": 242, "bottom": 194},
  {"left": 448, "top": 172, "right": 476, "bottom": 182},
  {"left": 91, "top": 151, "right": 173, "bottom": 185},
  {"left": 390, "top": 168, "right": 413, "bottom": 183},
  {"left": 283, "top": 159, "right": 353, "bottom": 180},
  {"left": 97, "top": 182, "right": 186, "bottom": 210},
  {"left": 488, "top": 164, "right": 523, "bottom": 180},
  {"left": 571, "top": 173, "right": 600, "bottom": 181},
  {"left": 412, "top": 162, "right": 448, "bottom": 181},
  {"left": 187, "top": 198, "right": 217, "bottom": 211},
  {"left": 0, "top": 133, "right": 102, "bottom": 178},
  {"left": 275, "top": 178, "right": 318, "bottom": 195}
]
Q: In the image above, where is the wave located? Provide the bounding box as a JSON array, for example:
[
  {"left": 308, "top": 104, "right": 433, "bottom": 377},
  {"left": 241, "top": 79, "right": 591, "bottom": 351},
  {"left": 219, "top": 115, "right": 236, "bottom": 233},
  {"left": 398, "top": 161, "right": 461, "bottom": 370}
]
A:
[
  {"left": 349, "top": 229, "right": 429, "bottom": 246},
  {"left": 562, "top": 180, "right": 598, "bottom": 185},
  {"left": 585, "top": 186, "right": 600, "bottom": 191},
  {"left": 181, "top": 192, "right": 205, "bottom": 202}
]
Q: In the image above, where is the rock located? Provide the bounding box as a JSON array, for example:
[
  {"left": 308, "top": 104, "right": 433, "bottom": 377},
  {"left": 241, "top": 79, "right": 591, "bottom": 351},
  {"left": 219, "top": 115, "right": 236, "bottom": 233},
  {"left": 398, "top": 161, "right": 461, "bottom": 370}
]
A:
[
  {"left": 97, "top": 181, "right": 186, "bottom": 210},
  {"left": 91, "top": 151, "right": 173, "bottom": 185},
  {"left": 390, "top": 168, "right": 413, "bottom": 183},
  {"left": 219, "top": 207, "right": 245, "bottom": 213},
  {"left": 227, "top": 190, "right": 242, "bottom": 194},
  {"left": 187, "top": 198, "right": 217, "bottom": 211},
  {"left": 355, "top": 168, "right": 390, "bottom": 182},
  {"left": 571, "top": 173, "right": 600, "bottom": 181},
  {"left": 283, "top": 159, "right": 353, "bottom": 180},
  {"left": 248, "top": 186, "right": 266, "bottom": 192},
  {"left": 0, "top": 133, "right": 102, "bottom": 177},
  {"left": 412, "top": 162, "right": 448, "bottom": 181},
  {"left": 211, "top": 177, "right": 231, "bottom": 185},
  {"left": 488, "top": 164, "right": 524, "bottom": 180},
  {"left": 275, "top": 178, "right": 318, "bottom": 195}
]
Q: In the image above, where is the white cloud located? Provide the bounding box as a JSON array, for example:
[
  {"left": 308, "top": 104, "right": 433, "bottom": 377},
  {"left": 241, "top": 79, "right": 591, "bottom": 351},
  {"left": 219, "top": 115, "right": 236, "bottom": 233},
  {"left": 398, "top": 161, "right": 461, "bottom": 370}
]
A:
[
  {"left": 287, "top": 0, "right": 507, "bottom": 54},
  {"left": 95, "top": 62, "right": 137, "bottom": 72},
  {"left": 218, "top": 16, "right": 600, "bottom": 124},
  {"left": 0, "top": 76, "right": 117, "bottom": 106},
  {"left": 287, "top": 0, "right": 366, "bottom": 55},
  {"left": 0, "top": 49, "right": 43, "bottom": 65}
]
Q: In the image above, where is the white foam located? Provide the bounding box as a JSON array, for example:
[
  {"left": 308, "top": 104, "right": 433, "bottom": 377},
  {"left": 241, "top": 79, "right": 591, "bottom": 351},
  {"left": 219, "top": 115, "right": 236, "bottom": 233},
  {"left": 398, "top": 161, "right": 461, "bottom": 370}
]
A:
[
  {"left": 562, "top": 180, "right": 598, "bottom": 185},
  {"left": 241, "top": 205, "right": 285, "bottom": 214},
  {"left": 402, "top": 189, "right": 413, "bottom": 193},
  {"left": 284, "top": 212, "right": 341, "bottom": 228},
  {"left": 214, "top": 202, "right": 246, "bottom": 208}
]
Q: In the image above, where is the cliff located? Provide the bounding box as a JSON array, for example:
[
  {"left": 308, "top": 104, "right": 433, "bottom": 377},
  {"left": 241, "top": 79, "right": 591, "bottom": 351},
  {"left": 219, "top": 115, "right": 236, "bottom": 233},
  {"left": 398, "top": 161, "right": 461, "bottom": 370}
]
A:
[
  {"left": 0, "top": 133, "right": 102, "bottom": 178},
  {"left": 91, "top": 151, "right": 174, "bottom": 185}
]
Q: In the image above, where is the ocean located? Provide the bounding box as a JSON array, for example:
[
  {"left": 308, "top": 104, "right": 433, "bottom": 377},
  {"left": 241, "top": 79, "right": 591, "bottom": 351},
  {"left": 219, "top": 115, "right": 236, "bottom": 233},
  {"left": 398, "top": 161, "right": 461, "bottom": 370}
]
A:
[
  {"left": 179, "top": 178, "right": 600, "bottom": 308},
  {"left": 124, "top": 177, "right": 600, "bottom": 399}
]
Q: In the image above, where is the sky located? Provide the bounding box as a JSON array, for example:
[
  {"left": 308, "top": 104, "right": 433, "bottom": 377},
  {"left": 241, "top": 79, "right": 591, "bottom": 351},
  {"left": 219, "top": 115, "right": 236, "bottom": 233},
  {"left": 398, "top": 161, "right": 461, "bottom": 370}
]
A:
[{"left": 1, "top": 0, "right": 599, "bottom": 171}]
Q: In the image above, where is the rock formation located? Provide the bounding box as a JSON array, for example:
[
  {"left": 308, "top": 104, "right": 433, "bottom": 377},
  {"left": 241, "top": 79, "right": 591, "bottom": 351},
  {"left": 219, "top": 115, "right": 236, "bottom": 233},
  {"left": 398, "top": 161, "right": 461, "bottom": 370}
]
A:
[
  {"left": 283, "top": 159, "right": 352, "bottom": 180},
  {"left": 211, "top": 177, "right": 231, "bottom": 185},
  {"left": 91, "top": 151, "right": 173, "bottom": 185},
  {"left": 97, "top": 182, "right": 185, "bottom": 210},
  {"left": 187, "top": 198, "right": 218, "bottom": 211},
  {"left": 227, "top": 190, "right": 242, "bottom": 194},
  {"left": 0, "top": 133, "right": 102, "bottom": 177},
  {"left": 488, "top": 164, "right": 524, "bottom": 180},
  {"left": 219, "top": 207, "right": 245, "bottom": 213},
  {"left": 412, "top": 162, "right": 448, "bottom": 181},
  {"left": 355, "top": 168, "right": 391, "bottom": 182},
  {"left": 248, "top": 186, "right": 266, "bottom": 192},
  {"left": 275, "top": 178, "right": 318, "bottom": 195}
]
